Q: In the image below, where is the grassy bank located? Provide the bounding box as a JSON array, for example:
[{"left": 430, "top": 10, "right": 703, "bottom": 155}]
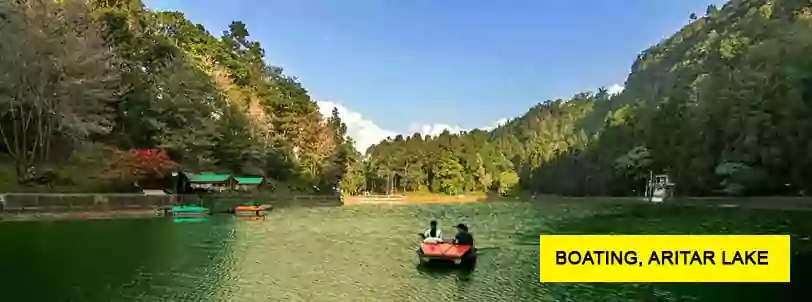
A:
[
  {"left": 0, "top": 192, "right": 342, "bottom": 222},
  {"left": 5, "top": 193, "right": 812, "bottom": 223}
]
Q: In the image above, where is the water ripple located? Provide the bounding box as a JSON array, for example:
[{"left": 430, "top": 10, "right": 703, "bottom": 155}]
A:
[{"left": 1, "top": 202, "right": 809, "bottom": 301}]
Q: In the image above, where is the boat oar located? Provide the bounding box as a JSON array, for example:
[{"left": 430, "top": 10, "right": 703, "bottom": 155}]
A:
[{"left": 470, "top": 246, "right": 497, "bottom": 256}]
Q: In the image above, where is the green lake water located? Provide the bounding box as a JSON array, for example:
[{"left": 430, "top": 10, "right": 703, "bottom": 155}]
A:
[{"left": 1, "top": 202, "right": 811, "bottom": 301}]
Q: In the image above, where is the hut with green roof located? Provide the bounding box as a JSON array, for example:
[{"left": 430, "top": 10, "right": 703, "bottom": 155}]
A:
[
  {"left": 235, "top": 176, "right": 265, "bottom": 191},
  {"left": 186, "top": 172, "right": 235, "bottom": 192}
]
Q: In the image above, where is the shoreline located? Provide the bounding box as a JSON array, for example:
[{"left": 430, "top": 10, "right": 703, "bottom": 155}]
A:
[
  {"left": 0, "top": 209, "right": 161, "bottom": 222},
  {"left": 4, "top": 196, "right": 812, "bottom": 222},
  {"left": 342, "top": 195, "right": 812, "bottom": 210}
]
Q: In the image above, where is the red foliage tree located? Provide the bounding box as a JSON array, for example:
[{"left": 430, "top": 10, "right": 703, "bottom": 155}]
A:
[{"left": 102, "top": 148, "right": 177, "bottom": 181}]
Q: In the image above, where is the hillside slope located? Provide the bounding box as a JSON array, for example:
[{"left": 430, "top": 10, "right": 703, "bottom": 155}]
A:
[
  {"left": 365, "top": 0, "right": 812, "bottom": 197},
  {"left": 0, "top": 0, "right": 363, "bottom": 193}
]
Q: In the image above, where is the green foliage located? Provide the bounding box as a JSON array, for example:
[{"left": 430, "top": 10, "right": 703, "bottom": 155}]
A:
[
  {"left": 613, "top": 146, "right": 652, "bottom": 181},
  {"left": 364, "top": 0, "right": 812, "bottom": 197},
  {"left": 714, "top": 162, "right": 768, "bottom": 196},
  {"left": 6, "top": 0, "right": 812, "bottom": 197},
  {"left": 0, "top": 0, "right": 122, "bottom": 181},
  {"left": 0, "top": 0, "right": 347, "bottom": 193},
  {"left": 429, "top": 150, "right": 465, "bottom": 195},
  {"left": 495, "top": 171, "right": 519, "bottom": 196},
  {"left": 706, "top": 4, "right": 719, "bottom": 17}
]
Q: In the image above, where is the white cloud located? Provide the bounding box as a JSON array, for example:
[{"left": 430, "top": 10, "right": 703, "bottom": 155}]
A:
[
  {"left": 316, "top": 101, "right": 396, "bottom": 153},
  {"left": 317, "top": 101, "right": 509, "bottom": 153},
  {"left": 408, "top": 123, "right": 465, "bottom": 137},
  {"left": 409, "top": 116, "right": 509, "bottom": 136},
  {"left": 608, "top": 84, "right": 625, "bottom": 95},
  {"left": 482, "top": 117, "right": 509, "bottom": 131}
]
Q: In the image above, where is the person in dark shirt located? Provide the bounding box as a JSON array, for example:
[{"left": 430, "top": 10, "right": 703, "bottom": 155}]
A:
[{"left": 452, "top": 223, "right": 474, "bottom": 246}]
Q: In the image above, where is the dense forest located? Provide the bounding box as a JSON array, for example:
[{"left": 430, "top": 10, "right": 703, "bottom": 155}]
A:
[
  {"left": 3, "top": 0, "right": 811, "bottom": 197},
  {"left": 0, "top": 0, "right": 364, "bottom": 193},
  {"left": 364, "top": 0, "right": 812, "bottom": 197}
]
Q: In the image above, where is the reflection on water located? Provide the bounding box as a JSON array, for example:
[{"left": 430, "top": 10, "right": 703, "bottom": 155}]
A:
[
  {"left": 0, "top": 202, "right": 809, "bottom": 301},
  {"left": 0, "top": 216, "right": 235, "bottom": 302},
  {"left": 173, "top": 217, "right": 210, "bottom": 223},
  {"left": 235, "top": 215, "right": 267, "bottom": 221},
  {"left": 415, "top": 259, "right": 477, "bottom": 282}
]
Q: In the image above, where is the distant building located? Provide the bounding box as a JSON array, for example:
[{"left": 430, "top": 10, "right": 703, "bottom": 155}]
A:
[
  {"left": 180, "top": 172, "right": 266, "bottom": 192},
  {"left": 235, "top": 176, "right": 265, "bottom": 191},
  {"left": 186, "top": 172, "right": 236, "bottom": 192}
]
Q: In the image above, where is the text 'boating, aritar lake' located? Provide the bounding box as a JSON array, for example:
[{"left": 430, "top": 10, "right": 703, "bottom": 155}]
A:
[{"left": 1, "top": 202, "right": 811, "bottom": 302}]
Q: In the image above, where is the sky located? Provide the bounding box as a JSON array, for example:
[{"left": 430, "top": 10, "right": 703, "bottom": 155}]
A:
[{"left": 144, "top": 0, "right": 728, "bottom": 151}]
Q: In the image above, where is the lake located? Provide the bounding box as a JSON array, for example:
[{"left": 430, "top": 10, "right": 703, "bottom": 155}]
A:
[{"left": 1, "top": 201, "right": 810, "bottom": 301}]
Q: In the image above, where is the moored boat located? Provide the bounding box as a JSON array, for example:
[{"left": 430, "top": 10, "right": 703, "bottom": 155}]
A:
[
  {"left": 170, "top": 205, "right": 209, "bottom": 217},
  {"left": 233, "top": 203, "right": 271, "bottom": 217}
]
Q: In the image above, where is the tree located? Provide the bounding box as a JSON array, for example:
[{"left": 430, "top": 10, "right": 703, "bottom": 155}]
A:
[
  {"left": 213, "top": 105, "right": 264, "bottom": 175},
  {"left": 613, "top": 146, "right": 652, "bottom": 183},
  {"left": 495, "top": 171, "right": 519, "bottom": 196},
  {"left": 362, "top": 0, "right": 812, "bottom": 198},
  {"left": 327, "top": 107, "right": 347, "bottom": 144},
  {"left": 0, "top": 0, "right": 121, "bottom": 181},
  {"left": 715, "top": 162, "right": 767, "bottom": 196},
  {"left": 337, "top": 138, "right": 365, "bottom": 195},
  {"left": 5, "top": 0, "right": 812, "bottom": 197},
  {"left": 102, "top": 148, "right": 177, "bottom": 182},
  {"left": 149, "top": 58, "right": 222, "bottom": 168},
  {"left": 706, "top": 5, "right": 719, "bottom": 17},
  {"left": 322, "top": 107, "right": 362, "bottom": 193},
  {"left": 0, "top": 0, "right": 364, "bottom": 193},
  {"left": 429, "top": 150, "right": 465, "bottom": 195},
  {"left": 475, "top": 154, "right": 492, "bottom": 191}
]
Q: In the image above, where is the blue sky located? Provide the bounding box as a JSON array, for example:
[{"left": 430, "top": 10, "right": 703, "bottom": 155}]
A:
[{"left": 145, "top": 0, "right": 727, "bottom": 151}]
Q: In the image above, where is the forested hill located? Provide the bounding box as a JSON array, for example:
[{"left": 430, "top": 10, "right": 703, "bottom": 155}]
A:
[
  {"left": 0, "top": 0, "right": 364, "bottom": 193},
  {"left": 364, "top": 0, "right": 812, "bottom": 197}
]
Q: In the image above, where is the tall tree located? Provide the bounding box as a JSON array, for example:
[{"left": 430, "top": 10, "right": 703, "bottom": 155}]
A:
[{"left": 0, "top": 0, "right": 122, "bottom": 181}]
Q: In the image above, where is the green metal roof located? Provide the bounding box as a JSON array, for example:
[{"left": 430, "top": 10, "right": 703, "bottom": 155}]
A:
[
  {"left": 187, "top": 172, "right": 233, "bottom": 183},
  {"left": 235, "top": 176, "right": 264, "bottom": 185}
]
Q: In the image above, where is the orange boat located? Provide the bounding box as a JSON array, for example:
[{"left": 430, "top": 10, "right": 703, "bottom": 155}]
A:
[
  {"left": 233, "top": 204, "right": 271, "bottom": 217},
  {"left": 417, "top": 242, "right": 476, "bottom": 265},
  {"left": 234, "top": 205, "right": 269, "bottom": 212}
]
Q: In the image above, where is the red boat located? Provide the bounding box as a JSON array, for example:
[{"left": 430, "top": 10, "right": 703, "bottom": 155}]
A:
[{"left": 417, "top": 242, "right": 476, "bottom": 265}]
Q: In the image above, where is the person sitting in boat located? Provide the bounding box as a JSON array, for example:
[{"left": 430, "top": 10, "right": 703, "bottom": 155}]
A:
[
  {"left": 452, "top": 223, "right": 474, "bottom": 246},
  {"left": 420, "top": 220, "right": 443, "bottom": 243}
]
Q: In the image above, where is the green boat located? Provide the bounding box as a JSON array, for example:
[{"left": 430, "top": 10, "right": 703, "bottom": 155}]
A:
[{"left": 170, "top": 205, "right": 210, "bottom": 217}]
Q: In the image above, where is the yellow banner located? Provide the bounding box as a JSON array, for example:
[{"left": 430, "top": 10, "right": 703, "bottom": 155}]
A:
[{"left": 539, "top": 235, "right": 790, "bottom": 283}]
